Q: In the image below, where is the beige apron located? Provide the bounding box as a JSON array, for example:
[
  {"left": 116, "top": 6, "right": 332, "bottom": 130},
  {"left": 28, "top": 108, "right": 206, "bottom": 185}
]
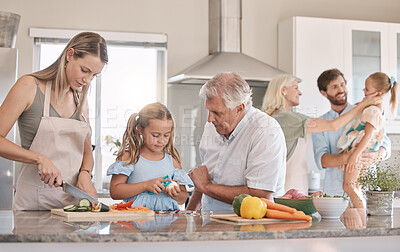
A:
[
  {"left": 285, "top": 134, "right": 309, "bottom": 195},
  {"left": 14, "top": 81, "right": 91, "bottom": 210}
]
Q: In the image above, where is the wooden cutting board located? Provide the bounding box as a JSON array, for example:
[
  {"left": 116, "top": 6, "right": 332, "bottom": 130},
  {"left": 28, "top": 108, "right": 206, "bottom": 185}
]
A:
[
  {"left": 210, "top": 214, "right": 304, "bottom": 224},
  {"left": 51, "top": 209, "right": 154, "bottom": 222}
]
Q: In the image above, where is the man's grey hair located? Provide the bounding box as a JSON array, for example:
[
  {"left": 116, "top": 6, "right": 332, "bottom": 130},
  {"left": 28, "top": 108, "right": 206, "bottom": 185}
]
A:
[{"left": 199, "top": 72, "right": 253, "bottom": 110}]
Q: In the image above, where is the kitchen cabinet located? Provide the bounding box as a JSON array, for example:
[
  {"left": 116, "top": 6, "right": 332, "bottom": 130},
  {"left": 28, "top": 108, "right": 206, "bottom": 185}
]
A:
[{"left": 278, "top": 16, "right": 400, "bottom": 133}]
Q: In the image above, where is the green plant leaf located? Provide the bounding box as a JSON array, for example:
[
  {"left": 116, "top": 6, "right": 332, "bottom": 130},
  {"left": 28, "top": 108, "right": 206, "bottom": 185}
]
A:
[{"left": 358, "top": 159, "right": 400, "bottom": 192}]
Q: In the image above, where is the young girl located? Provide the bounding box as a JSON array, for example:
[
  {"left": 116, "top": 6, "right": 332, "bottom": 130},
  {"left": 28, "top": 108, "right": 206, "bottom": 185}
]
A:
[
  {"left": 107, "top": 102, "right": 193, "bottom": 211},
  {"left": 337, "top": 72, "right": 398, "bottom": 208}
]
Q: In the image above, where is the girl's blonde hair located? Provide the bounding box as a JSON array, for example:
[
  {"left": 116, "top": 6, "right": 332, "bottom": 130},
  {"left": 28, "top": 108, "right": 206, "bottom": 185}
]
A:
[
  {"left": 30, "top": 32, "right": 108, "bottom": 116},
  {"left": 261, "top": 74, "right": 298, "bottom": 115},
  {"left": 117, "top": 102, "right": 180, "bottom": 166},
  {"left": 368, "top": 72, "right": 399, "bottom": 114}
]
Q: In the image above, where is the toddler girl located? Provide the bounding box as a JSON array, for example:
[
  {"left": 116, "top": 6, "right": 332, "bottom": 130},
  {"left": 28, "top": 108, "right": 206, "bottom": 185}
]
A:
[
  {"left": 107, "top": 102, "right": 193, "bottom": 211},
  {"left": 337, "top": 72, "right": 398, "bottom": 208}
]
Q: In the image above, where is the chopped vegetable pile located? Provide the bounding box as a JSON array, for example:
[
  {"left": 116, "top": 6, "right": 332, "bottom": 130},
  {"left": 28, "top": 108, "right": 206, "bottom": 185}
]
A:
[
  {"left": 109, "top": 200, "right": 153, "bottom": 212},
  {"left": 63, "top": 199, "right": 109, "bottom": 212}
]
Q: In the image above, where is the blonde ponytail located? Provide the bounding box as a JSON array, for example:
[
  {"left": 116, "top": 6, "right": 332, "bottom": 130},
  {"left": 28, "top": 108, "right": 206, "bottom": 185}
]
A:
[
  {"left": 117, "top": 113, "right": 142, "bottom": 165},
  {"left": 389, "top": 80, "right": 399, "bottom": 115}
]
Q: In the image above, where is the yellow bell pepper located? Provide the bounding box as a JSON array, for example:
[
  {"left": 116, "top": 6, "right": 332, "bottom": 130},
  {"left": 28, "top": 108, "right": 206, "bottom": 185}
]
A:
[{"left": 240, "top": 196, "right": 268, "bottom": 219}]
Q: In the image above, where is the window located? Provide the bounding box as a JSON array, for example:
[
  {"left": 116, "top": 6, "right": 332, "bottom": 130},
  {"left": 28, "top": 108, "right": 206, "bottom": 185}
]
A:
[{"left": 31, "top": 28, "right": 167, "bottom": 191}]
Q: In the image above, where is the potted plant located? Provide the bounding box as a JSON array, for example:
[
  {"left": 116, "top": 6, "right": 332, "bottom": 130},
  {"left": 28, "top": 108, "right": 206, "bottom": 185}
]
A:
[
  {"left": 358, "top": 159, "right": 400, "bottom": 216},
  {"left": 104, "top": 135, "right": 121, "bottom": 156}
]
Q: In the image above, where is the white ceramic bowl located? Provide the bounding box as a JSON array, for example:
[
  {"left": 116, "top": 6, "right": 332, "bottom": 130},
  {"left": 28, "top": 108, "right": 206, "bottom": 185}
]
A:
[{"left": 312, "top": 197, "right": 349, "bottom": 219}]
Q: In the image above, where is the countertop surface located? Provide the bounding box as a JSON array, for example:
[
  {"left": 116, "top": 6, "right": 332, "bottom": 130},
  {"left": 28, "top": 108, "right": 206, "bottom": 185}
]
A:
[{"left": 1, "top": 208, "right": 400, "bottom": 243}]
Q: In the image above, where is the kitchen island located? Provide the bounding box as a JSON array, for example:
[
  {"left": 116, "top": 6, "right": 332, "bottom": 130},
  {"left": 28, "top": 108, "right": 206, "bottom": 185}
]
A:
[{"left": 1, "top": 208, "right": 400, "bottom": 251}]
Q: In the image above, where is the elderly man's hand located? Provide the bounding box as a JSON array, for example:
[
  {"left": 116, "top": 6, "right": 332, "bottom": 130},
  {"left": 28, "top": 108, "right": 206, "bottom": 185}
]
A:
[{"left": 188, "top": 165, "right": 211, "bottom": 193}]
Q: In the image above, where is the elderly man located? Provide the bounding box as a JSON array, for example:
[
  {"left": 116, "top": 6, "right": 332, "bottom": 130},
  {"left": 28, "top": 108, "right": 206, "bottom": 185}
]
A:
[
  {"left": 186, "top": 72, "right": 286, "bottom": 211},
  {"left": 312, "top": 68, "right": 391, "bottom": 196}
]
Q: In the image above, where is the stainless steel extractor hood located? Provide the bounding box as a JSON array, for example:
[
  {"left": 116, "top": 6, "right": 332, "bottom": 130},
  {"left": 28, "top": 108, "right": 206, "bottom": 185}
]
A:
[{"left": 168, "top": 0, "right": 287, "bottom": 87}]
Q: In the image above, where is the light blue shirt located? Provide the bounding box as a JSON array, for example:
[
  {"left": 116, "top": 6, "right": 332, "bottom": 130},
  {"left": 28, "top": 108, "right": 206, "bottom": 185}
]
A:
[
  {"left": 312, "top": 103, "right": 391, "bottom": 196},
  {"left": 199, "top": 107, "right": 287, "bottom": 211}
]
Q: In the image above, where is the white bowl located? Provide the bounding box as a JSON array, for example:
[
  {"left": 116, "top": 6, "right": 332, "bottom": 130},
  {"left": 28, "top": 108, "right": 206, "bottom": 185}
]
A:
[{"left": 312, "top": 197, "right": 349, "bottom": 219}]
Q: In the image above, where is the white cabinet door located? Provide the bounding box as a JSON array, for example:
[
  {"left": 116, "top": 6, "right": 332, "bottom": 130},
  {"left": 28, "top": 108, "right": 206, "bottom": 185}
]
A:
[
  {"left": 343, "top": 20, "right": 389, "bottom": 104},
  {"left": 279, "top": 16, "right": 344, "bottom": 117},
  {"left": 387, "top": 23, "right": 400, "bottom": 132}
]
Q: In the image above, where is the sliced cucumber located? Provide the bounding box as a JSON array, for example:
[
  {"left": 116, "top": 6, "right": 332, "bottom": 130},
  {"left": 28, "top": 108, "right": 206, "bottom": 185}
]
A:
[
  {"left": 76, "top": 206, "right": 90, "bottom": 212},
  {"left": 79, "top": 198, "right": 91, "bottom": 207},
  {"left": 98, "top": 203, "right": 110, "bottom": 212},
  {"left": 63, "top": 205, "right": 78, "bottom": 212}
]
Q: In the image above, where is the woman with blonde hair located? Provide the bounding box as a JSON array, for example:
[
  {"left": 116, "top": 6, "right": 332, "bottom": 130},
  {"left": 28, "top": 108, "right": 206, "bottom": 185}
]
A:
[
  {"left": 0, "top": 32, "right": 108, "bottom": 210},
  {"left": 261, "top": 74, "right": 380, "bottom": 194}
]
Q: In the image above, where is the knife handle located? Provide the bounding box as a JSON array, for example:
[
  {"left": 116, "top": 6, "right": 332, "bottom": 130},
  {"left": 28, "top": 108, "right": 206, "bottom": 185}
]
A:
[{"left": 38, "top": 171, "right": 63, "bottom": 186}]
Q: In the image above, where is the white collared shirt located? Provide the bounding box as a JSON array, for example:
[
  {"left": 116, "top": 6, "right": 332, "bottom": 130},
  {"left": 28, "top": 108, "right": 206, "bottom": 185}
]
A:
[{"left": 199, "top": 107, "right": 287, "bottom": 211}]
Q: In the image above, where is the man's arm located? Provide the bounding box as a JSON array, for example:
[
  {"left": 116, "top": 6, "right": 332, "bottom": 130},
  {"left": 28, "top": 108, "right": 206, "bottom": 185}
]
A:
[
  {"left": 188, "top": 165, "right": 273, "bottom": 205},
  {"left": 315, "top": 131, "right": 388, "bottom": 169},
  {"left": 202, "top": 183, "right": 273, "bottom": 204},
  {"left": 312, "top": 131, "right": 332, "bottom": 169},
  {"left": 321, "top": 151, "right": 351, "bottom": 168},
  {"left": 186, "top": 188, "right": 202, "bottom": 210}
]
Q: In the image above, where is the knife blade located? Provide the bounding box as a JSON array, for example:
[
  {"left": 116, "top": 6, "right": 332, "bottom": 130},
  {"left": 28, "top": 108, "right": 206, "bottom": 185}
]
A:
[
  {"left": 38, "top": 172, "right": 98, "bottom": 203},
  {"left": 61, "top": 181, "right": 98, "bottom": 203}
]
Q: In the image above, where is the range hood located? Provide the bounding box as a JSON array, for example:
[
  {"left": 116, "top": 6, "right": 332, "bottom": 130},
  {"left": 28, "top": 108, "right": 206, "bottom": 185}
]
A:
[{"left": 168, "top": 0, "right": 287, "bottom": 87}]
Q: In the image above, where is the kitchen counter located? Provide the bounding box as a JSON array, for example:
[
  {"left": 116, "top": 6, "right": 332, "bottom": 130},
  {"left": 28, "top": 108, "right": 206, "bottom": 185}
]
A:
[{"left": 1, "top": 208, "right": 400, "bottom": 243}]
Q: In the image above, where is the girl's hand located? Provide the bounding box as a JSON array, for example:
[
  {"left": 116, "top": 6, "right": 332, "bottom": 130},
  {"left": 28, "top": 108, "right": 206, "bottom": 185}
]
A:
[
  {"left": 165, "top": 180, "right": 181, "bottom": 198},
  {"left": 146, "top": 177, "right": 169, "bottom": 194},
  {"left": 37, "top": 155, "right": 62, "bottom": 187},
  {"left": 345, "top": 153, "right": 360, "bottom": 172}
]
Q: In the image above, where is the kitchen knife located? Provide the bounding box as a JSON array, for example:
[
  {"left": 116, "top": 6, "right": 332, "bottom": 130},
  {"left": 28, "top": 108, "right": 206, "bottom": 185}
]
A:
[
  {"left": 61, "top": 181, "right": 98, "bottom": 203},
  {"left": 38, "top": 172, "right": 98, "bottom": 203}
]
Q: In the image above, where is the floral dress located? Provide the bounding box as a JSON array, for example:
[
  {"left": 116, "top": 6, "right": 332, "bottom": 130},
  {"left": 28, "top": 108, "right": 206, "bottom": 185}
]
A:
[{"left": 107, "top": 154, "right": 193, "bottom": 211}]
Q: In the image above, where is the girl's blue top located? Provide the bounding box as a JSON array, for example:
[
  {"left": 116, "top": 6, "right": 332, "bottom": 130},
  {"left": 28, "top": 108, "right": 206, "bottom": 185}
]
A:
[{"left": 107, "top": 153, "right": 193, "bottom": 211}]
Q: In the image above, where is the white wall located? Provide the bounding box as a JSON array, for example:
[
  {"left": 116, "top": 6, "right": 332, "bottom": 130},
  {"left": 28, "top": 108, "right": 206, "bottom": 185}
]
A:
[{"left": 1, "top": 0, "right": 400, "bottom": 80}]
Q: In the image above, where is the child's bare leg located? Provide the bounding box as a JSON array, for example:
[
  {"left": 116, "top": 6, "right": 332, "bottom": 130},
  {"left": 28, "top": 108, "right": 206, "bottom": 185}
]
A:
[{"left": 343, "top": 166, "right": 365, "bottom": 208}]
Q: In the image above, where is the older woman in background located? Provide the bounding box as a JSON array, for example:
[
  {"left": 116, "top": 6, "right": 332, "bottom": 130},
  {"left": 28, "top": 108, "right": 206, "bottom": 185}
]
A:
[{"left": 261, "top": 74, "right": 379, "bottom": 195}]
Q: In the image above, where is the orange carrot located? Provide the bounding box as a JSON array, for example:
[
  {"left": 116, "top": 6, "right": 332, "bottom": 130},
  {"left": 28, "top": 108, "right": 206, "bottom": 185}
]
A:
[
  {"left": 265, "top": 209, "right": 312, "bottom": 222},
  {"left": 265, "top": 221, "right": 312, "bottom": 231},
  {"left": 124, "top": 206, "right": 153, "bottom": 212},
  {"left": 260, "top": 198, "right": 297, "bottom": 214}
]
